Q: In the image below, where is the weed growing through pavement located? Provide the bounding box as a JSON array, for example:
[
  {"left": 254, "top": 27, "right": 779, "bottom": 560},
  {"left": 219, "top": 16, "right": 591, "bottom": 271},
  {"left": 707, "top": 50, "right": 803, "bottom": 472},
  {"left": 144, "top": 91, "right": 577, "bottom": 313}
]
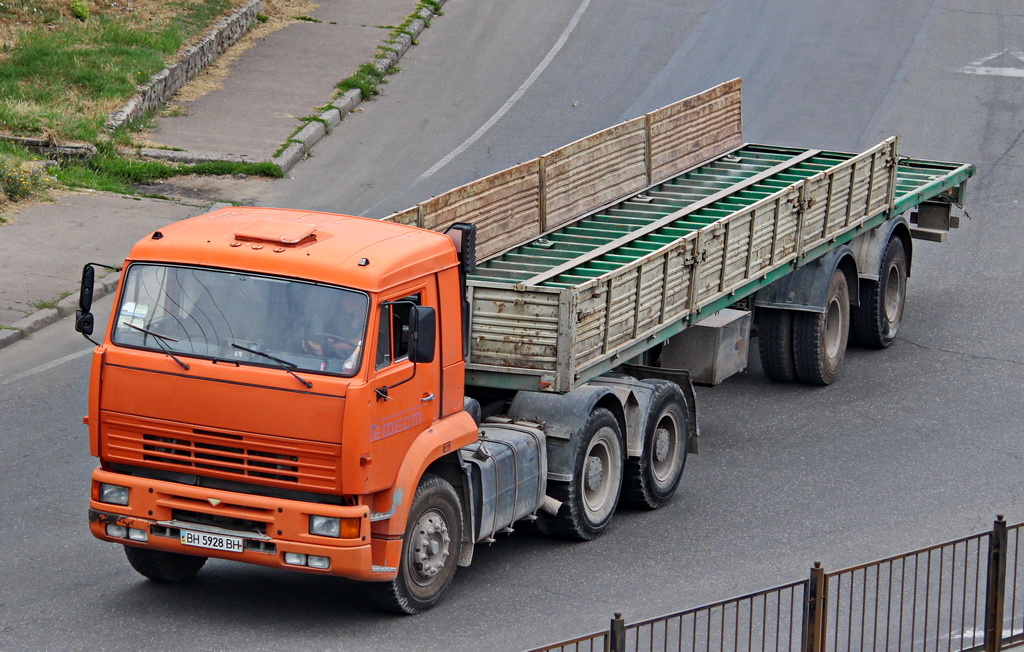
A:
[{"left": 335, "top": 1, "right": 443, "bottom": 99}]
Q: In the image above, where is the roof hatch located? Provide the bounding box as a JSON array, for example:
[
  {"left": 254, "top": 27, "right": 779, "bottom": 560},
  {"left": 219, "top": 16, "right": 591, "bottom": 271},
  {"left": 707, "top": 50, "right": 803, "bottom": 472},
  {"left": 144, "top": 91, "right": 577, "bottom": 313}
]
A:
[{"left": 234, "top": 219, "right": 317, "bottom": 245}]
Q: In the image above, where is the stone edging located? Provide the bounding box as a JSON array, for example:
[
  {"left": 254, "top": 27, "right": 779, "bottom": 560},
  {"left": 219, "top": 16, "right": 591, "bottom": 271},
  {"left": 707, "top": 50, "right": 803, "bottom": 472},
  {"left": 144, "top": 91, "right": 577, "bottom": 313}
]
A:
[{"left": 106, "top": 0, "right": 265, "bottom": 133}]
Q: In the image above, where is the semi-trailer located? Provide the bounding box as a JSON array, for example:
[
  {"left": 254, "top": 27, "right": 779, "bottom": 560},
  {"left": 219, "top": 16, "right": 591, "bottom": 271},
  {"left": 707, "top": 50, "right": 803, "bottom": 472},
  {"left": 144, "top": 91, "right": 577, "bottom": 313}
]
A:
[{"left": 77, "top": 80, "right": 974, "bottom": 613}]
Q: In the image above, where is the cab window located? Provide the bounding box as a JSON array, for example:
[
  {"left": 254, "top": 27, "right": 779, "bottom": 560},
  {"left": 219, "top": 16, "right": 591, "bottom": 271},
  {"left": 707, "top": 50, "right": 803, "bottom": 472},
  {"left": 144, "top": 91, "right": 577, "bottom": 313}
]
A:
[{"left": 376, "top": 293, "right": 421, "bottom": 370}]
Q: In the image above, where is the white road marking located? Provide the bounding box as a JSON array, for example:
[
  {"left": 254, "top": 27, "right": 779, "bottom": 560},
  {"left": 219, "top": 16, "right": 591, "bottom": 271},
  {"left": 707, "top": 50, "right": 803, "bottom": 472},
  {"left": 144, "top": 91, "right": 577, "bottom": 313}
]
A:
[
  {"left": 412, "top": 0, "right": 592, "bottom": 184},
  {"left": 0, "top": 347, "right": 93, "bottom": 386},
  {"left": 962, "top": 49, "right": 1024, "bottom": 77}
]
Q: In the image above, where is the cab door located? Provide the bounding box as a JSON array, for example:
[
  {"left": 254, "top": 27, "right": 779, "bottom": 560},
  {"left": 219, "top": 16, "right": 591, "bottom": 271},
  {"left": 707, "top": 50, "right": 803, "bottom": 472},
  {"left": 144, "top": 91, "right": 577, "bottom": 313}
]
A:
[{"left": 365, "top": 283, "right": 441, "bottom": 471}]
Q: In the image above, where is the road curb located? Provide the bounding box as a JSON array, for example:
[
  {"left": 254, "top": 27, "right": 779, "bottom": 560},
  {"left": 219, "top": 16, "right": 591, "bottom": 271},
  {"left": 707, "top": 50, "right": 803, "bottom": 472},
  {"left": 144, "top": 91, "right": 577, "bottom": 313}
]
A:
[{"left": 0, "top": 275, "right": 120, "bottom": 351}]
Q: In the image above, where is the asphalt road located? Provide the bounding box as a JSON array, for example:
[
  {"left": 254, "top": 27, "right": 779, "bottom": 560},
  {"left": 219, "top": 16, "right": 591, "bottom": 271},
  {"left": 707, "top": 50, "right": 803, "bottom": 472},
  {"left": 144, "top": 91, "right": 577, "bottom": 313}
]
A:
[{"left": 3, "top": 0, "right": 1023, "bottom": 650}]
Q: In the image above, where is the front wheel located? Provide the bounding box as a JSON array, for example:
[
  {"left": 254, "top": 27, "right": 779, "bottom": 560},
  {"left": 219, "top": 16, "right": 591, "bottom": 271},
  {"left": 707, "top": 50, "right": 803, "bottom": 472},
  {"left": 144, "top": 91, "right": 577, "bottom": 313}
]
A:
[
  {"left": 541, "top": 407, "right": 623, "bottom": 540},
  {"left": 624, "top": 381, "right": 689, "bottom": 509},
  {"left": 371, "top": 474, "right": 464, "bottom": 615},
  {"left": 124, "top": 546, "right": 207, "bottom": 583}
]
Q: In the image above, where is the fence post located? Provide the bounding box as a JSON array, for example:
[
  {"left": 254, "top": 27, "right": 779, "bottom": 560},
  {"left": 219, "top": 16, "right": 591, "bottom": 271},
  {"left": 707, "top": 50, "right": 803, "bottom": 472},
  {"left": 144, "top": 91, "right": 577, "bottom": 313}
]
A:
[
  {"left": 985, "top": 515, "right": 1008, "bottom": 652},
  {"left": 608, "top": 612, "right": 625, "bottom": 652},
  {"left": 802, "top": 561, "right": 826, "bottom": 652}
]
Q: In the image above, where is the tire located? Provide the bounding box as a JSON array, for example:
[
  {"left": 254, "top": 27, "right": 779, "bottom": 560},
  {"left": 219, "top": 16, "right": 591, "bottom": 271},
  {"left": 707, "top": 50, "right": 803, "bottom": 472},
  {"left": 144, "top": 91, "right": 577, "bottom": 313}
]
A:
[
  {"left": 624, "top": 381, "right": 689, "bottom": 509},
  {"left": 852, "top": 237, "right": 908, "bottom": 348},
  {"left": 124, "top": 546, "right": 207, "bottom": 583},
  {"left": 540, "top": 407, "right": 623, "bottom": 540},
  {"left": 757, "top": 308, "right": 798, "bottom": 382},
  {"left": 794, "top": 269, "right": 850, "bottom": 386},
  {"left": 370, "top": 474, "right": 463, "bottom": 615}
]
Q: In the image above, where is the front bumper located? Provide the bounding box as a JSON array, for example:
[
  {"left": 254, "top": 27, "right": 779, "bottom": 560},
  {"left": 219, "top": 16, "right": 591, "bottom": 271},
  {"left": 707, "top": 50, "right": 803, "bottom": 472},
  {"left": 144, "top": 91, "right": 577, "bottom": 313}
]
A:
[{"left": 89, "top": 467, "right": 390, "bottom": 581}]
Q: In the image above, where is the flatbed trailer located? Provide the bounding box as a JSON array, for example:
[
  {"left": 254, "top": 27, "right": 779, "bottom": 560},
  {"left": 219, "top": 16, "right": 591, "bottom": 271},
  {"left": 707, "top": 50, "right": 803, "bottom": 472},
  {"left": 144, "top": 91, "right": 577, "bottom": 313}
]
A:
[{"left": 385, "top": 79, "right": 973, "bottom": 393}]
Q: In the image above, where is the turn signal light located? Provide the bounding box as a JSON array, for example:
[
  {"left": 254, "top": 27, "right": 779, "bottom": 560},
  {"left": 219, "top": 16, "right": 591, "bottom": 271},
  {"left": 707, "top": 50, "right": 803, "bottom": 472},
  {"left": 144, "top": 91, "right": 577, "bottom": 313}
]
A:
[{"left": 340, "top": 517, "right": 360, "bottom": 539}]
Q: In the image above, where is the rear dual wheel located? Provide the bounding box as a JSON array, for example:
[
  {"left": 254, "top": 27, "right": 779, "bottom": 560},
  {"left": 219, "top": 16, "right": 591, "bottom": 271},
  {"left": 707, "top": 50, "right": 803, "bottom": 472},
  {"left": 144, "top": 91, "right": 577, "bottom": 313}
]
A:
[
  {"left": 624, "top": 381, "right": 689, "bottom": 509},
  {"left": 757, "top": 309, "right": 798, "bottom": 383},
  {"left": 852, "top": 237, "right": 908, "bottom": 348},
  {"left": 757, "top": 268, "right": 850, "bottom": 386},
  {"left": 540, "top": 407, "right": 624, "bottom": 540},
  {"left": 793, "top": 270, "right": 850, "bottom": 385}
]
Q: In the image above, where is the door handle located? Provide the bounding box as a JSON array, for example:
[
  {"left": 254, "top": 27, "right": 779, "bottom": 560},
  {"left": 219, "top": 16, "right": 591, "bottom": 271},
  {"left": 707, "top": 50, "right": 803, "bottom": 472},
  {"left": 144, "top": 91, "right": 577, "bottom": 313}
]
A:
[{"left": 421, "top": 393, "right": 435, "bottom": 403}]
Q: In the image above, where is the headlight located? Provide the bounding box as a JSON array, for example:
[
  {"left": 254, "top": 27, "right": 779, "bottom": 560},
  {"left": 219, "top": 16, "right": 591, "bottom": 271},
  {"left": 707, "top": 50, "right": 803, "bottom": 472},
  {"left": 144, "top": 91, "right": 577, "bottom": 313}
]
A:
[
  {"left": 99, "top": 483, "right": 130, "bottom": 506},
  {"left": 309, "top": 515, "right": 340, "bottom": 538}
]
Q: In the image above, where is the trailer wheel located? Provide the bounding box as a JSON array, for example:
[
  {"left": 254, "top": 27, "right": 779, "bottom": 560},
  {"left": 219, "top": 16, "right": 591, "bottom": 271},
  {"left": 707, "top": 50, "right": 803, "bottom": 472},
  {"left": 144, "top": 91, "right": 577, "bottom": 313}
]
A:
[
  {"left": 542, "top": 407, "right": 623, "bottom": 540},
  {"left": 624, "top": 381, "right": 689, "bottom": 509},
  {"left": 853, "top": 237, "right": 908, "bottom": 348},
  {"left": 794, "top": 269, "right": 850, "bottom": 385},
  {"left": 757, "top": 309, "right": 798, "bottom": 382},
  {"left": 371, "top": 474, "right": 463, "bottom": 615},
  {"left": 123, "top": 546, "right": 207, "bottom": 583}
]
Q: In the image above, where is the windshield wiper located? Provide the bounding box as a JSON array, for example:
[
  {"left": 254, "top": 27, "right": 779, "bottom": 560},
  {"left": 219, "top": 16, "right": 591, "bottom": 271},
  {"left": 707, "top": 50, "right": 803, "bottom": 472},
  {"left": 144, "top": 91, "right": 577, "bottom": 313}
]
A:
[
  {"left": 230, "top": 342, "right": 312, "bottom": 389},
  {"left": 122, "top": 322, "right": 190, "bottom": 371}
]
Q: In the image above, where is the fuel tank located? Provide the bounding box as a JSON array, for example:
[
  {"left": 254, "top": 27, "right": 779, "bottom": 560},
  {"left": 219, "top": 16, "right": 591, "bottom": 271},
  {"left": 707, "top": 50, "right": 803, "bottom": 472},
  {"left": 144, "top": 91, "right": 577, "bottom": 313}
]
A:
[{"left": 462, "top": 419, "right": 547, "bottom": 540}]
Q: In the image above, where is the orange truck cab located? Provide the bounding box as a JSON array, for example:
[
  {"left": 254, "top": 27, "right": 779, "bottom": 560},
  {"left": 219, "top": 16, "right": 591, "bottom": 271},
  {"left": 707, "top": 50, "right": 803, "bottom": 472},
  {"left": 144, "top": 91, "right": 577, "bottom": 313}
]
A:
[{"left": 82, "top": 208, "right": 487, "bottom": 611}]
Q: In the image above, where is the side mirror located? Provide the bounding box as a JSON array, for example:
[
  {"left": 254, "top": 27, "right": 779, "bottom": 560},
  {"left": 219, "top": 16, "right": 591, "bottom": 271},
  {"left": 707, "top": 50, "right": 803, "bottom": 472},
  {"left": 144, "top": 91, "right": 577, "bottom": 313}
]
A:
[
  {"left": 75, "top": 264, "right": 96, "bottom": 335},
  {"left": 75, "top": 310, "right": 95, "bottom": 336},
  {"left": 79, "top": 264, "right": 95, "bottom": 313},
  {"left": 444, "top": 223, "right": 477, "bottom": 274},
  {"left": 408, "top": 306, "right": 436, "bottom": 363},
  {"left": 74, "top": 262, "right": 120, "bottom": 342}
]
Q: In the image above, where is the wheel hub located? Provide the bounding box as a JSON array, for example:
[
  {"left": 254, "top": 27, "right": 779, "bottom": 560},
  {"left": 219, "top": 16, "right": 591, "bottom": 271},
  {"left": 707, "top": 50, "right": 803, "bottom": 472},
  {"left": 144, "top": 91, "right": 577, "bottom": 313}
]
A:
[
  {"left": 654, "top": 428, "right": 670, "bottom": 463},
  {"left": 585, "top": 455, "right": 604, "bottom": 492},
  {"left": 411, "top": 510, "right": 450, "bottom": 581}
]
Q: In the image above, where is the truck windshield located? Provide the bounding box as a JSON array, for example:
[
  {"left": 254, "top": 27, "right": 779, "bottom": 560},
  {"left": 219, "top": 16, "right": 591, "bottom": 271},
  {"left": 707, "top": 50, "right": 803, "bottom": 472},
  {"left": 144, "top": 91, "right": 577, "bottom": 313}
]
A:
[{"left": 112, "top": 264, "right": 368, "bottom": 377}]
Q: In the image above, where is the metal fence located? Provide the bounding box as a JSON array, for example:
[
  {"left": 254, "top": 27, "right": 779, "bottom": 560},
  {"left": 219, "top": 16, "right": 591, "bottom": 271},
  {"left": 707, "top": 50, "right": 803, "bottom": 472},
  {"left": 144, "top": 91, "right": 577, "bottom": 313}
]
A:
[{"left": 529, "top": 517, "right": 1024, "bottom": 652}]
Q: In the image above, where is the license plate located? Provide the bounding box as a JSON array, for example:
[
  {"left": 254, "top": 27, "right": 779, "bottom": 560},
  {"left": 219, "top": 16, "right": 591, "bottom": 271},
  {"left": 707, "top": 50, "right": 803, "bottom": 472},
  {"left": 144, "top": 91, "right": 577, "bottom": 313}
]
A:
[{"left": 179, "top": 528, "right": 244, "bottom": 553}]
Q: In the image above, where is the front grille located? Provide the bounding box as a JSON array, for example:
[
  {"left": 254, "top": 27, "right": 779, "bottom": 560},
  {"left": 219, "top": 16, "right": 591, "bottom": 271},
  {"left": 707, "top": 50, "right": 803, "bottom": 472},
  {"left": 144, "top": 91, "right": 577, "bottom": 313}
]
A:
[
  {"left": 103, "top": 414, "right": 340, "bottom": 492},
  {"left": 142, "top": 434, "right": 300, "bottom": 482},
  {"left": 172, "top": 508, "right": 268, "bottom": 535}
]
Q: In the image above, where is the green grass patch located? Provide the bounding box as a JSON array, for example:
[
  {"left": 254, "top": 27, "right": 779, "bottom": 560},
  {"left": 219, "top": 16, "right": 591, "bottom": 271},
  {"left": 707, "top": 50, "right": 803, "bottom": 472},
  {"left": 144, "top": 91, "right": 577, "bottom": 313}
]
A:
[
  {"left": 337, "top": 62, "right": 386, "bottom": 98},
  {"left": 52, "top": 146, "right": 283, "bottom": 194},
  {"left": 32, "top": 291, "right": 71, "bottom": 311},
  {"left": 0, "top": 0, "right": 244, "bottom": 143}
]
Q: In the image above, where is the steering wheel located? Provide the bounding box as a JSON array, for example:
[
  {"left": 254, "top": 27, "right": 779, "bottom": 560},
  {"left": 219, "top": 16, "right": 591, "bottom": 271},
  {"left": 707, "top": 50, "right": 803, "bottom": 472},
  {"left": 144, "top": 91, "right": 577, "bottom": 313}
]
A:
[{"left": 304, "top": 332, "right": 354, "bottom": 358}]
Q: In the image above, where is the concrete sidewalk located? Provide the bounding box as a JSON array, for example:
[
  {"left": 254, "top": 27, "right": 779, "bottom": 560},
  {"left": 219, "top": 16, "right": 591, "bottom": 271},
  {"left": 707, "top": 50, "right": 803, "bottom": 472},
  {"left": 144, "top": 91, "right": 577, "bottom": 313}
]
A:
[
  {"left": 0, "top": 0, "right": 443, "bottom": 351},
  {"left": 147, "top": 0, "right": 421, "bottom": 165}
]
